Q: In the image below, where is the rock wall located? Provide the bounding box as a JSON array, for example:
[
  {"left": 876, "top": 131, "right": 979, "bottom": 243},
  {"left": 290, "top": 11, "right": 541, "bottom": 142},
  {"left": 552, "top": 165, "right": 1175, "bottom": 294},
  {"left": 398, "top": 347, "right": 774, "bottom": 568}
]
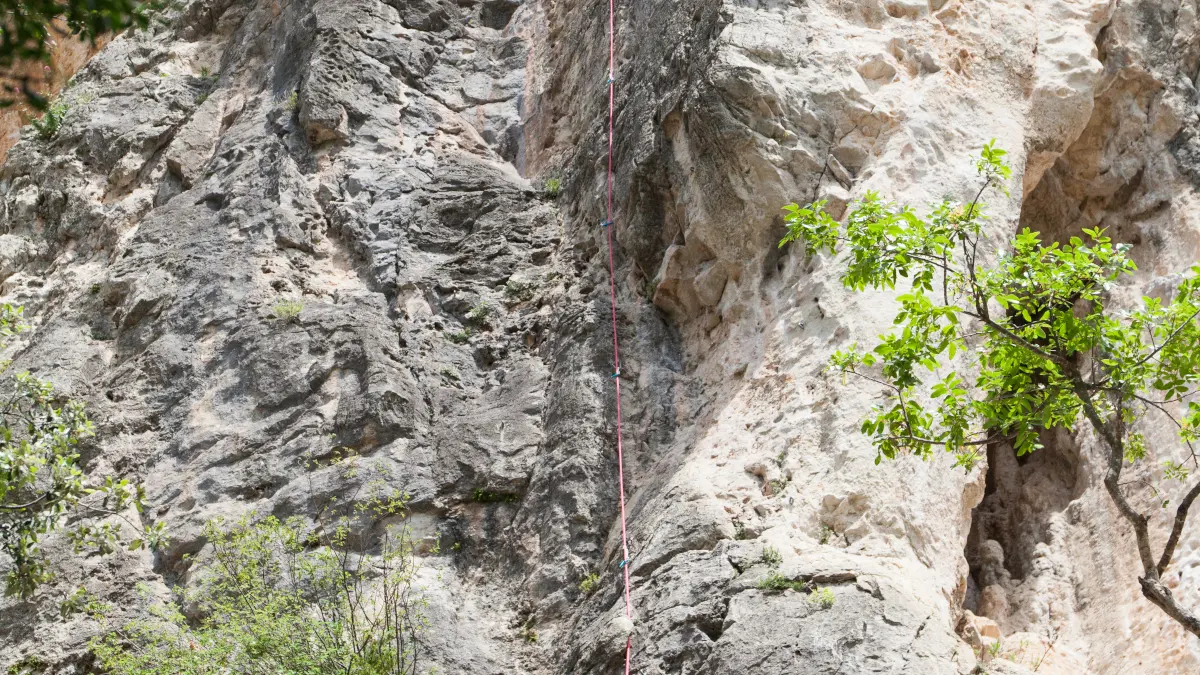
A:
[{"left": 2, "top": 0, "right": 1200, "bottom": 673}]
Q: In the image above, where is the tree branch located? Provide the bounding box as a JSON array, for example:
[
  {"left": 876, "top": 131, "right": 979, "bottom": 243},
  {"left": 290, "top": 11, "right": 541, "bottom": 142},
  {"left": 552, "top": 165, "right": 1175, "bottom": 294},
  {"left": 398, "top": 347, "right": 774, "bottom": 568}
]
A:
[
  {"left": 1071, "top": 381, "right": 1158, "bottom": 575},
  {"left": 964, "top": 309, "right": 1072, "bottom": 369},
  {"left": 1134, "top": 306, "right": 1200, "bottom": 369},
  {"left": 1158, "top": 477, "right": 1200, "bottom": 576}
]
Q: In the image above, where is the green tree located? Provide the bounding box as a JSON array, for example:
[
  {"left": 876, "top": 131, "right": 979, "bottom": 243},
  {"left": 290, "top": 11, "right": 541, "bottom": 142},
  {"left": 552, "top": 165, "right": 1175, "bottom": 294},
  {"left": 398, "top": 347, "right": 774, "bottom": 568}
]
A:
[
  {"left": 780, "top": 141, "right": 1200, "bottom": 636},
  {"left": 0, "top": 303, "right": 161, "bottom": 599},
  {"left": 0, "top": 0, "right": 158, "bottom": 107},
  {"left": 91, "top": 492, "right": 428, "bottom": 675}
]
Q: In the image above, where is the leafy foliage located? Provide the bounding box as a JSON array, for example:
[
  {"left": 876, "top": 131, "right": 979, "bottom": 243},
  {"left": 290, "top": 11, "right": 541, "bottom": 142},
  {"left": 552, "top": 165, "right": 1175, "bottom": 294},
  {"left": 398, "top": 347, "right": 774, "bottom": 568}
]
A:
[
  {"left": 504, "top": 278, "right": 535, "bottom": 303},
  {"left": 542, "top": 176, "right": 562, "bottom": 198},
  {"left": 578, "top": 572, "right": 600, "bottom": 596},
  {"left": 59, "top": 585, "right": 110, "bottom": 619},
  {"left": 92, "top": 493, "right": 428, "bottom": 675},
  {"left": 270, "top": 298, "right": 304, "bottom": 322},
  {"left": 0, "top": 0, "right": 159, "bottom": 107},
  {"left": 808, "top": 586, "right": 836, "bottom": 609},
  {"left": 0, "top": 301, "right": 162, "bottom": 598},
  {"left": 29, "top": 98, "right": 67, "bottom": 139},
  {"left": 471, "top": 487, "right": 518, "bottom": 503},
  {"left": 756, "top": 571, "right": 806, "bottom": 592},
  {"left": 465, "top": 301, "right": 491, "bottom": 326},
  {"left": 780, "top": 140, "right": 1200, "bottom": 636},
  {"left": 760, "top": 545, "right": 782, "bottom": 568}
]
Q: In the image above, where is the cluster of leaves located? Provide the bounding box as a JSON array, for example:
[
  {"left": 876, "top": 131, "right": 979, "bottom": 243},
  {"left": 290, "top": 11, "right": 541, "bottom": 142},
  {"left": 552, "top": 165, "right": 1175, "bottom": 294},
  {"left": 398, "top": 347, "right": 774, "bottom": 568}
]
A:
[
  {"left": 760, "top": 545, "right": 782, "bottom": 568},
  {"left": 465, "top": 301, "right": 491, "bottom": 326},
  {"left": 783, "top": 141, "right": 1133, "bottom": 470},
  {"left": 471, "top": 487, "right": 519, "bottom": 504},
  {"left": 518, "top": 618, "right": 538, "bottom": 644},
  {"left": 59, "top": 585, "right": 111, "bottom": 619},
  {"left": 270, "top": 298, "right": 304, "bottom": 322},
  {"left": 578, "top": 572, "right": 600, "bottom": 596},
  {"left": 92, "top": 492, "right": 428, "bottom": 675},
  {"left": 542, "top": 176, "right": 562, "bottom": 199},
  {"left": 29, "top": 98, "right": 67, "bottom": 139},
  {"left": 780, "top": 140, "right": 1200, "bottom": 636},
  {"left": 194, "top": 67, "right": 218, "bottom": 104},
  {"left": 756, "top": 573, "right": 835, "bottom": 608},
  {"left": 5, "top": 655, "right": 49, "bottom": 674},
  {"left": 0, "top": 300, "right": 163, "bottom": 598},
  {"left": 756, "top": 571, "right": 807, "bottom": 592},
  {"left": 0, "top": 0, "right": 159, "bottom": 107},
  {"left": 504, "top": 278, "right": 536, "bottom": 303},
  {"left": 809, "top": 586, "right": 836, "bottom": 609},
  {"left": 445, "top": 328, "right": 471, "bottom": 344}
]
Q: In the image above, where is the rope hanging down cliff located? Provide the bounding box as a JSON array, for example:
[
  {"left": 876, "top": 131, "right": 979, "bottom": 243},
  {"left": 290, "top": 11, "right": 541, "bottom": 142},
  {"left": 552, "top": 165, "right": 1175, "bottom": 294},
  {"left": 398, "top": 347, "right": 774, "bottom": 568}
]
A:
[{"left": 603, "top": 0, "right": 635, "bottom": 672}]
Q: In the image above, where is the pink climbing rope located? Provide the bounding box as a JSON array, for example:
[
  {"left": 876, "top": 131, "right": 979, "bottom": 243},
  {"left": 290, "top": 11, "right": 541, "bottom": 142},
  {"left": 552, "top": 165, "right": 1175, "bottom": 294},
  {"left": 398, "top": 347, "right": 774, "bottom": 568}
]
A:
[{"left": 603, "top": 0, "right": 634, "bottom": 672}]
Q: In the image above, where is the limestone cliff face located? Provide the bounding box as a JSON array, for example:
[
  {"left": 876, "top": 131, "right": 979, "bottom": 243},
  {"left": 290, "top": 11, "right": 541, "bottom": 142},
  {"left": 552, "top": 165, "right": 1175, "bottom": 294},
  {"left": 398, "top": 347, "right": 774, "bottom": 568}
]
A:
[{"left": 1, "top": 0, "right": 1199, "bottom": 673}]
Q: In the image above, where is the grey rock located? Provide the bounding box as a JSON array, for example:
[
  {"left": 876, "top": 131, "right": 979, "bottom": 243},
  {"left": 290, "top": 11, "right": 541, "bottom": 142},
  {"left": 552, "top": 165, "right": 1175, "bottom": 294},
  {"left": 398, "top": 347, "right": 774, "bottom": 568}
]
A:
[{"left": 1, "top": 0, "right": 1199, "bottom": 673}]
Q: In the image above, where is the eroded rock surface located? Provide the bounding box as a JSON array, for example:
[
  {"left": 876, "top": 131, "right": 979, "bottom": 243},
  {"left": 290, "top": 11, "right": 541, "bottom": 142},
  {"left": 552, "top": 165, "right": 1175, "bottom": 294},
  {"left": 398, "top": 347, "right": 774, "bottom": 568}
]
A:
[{"left": 2, "top": 0, "right": 1200, "bottom": 674}]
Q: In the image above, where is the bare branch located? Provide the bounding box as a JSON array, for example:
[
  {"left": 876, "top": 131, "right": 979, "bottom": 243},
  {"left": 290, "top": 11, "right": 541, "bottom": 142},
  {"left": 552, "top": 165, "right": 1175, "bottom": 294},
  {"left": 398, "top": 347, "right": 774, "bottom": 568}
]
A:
[{"left": 1158, "top": 477, "right": 1200, "bottom": 576}]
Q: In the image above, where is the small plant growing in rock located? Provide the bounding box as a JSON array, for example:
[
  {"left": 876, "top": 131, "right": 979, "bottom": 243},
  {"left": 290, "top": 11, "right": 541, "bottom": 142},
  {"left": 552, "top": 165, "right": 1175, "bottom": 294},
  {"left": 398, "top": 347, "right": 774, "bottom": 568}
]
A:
[
  {"left": 757, "top": 571, "right": 806, "bottom": 592},
  {"left": 284, "top": 90, "right": 299, "bottom": 111},
  {"left": 760, "top": 545, "right": 782, "bottom": 568},
  {"left": 767, "top": 477, "right": 789, "bottom": 496},
  {"left": 579, "top": 572, "right": 601, "bottom": 596},
  {"left": 818, "top": 524, "right": 835, "bottom": 545},
  {"left": 809, "top": 586, "right": 836, "bottom": 609},
  {"left": 270, "top": 298, "right": 303, "bottom": 322},
  {"left": 30, "top": 99, "right": 68, "bottom": 140},
  {"left": 472, "top": 488, "right": 519, "bottom": 503},
  {"left": 542, "top": 176, "right": 562, "bottom": 198},
  {"left": 6, "top": 655, "right": 50, "bottom": 674},
  {"left": 59, "top": 586, "right": 110, "bottom": 620},
  {"left": 446, "top": 328, "right": 472, "bottom": 344},
  {"left": 466, "top": 300, "right": 491, "bottom": 325},
  {"left": 732, "top": 519, "right": 744, "bottom": 539},
  {"left": 440, "top": 366, "right": 460, "bottom": 381},
  {"left": 505, "top": 278, "right": 535, "bottom": 303},
  {"left": 518, "top": 618, "right": 538, "bottom": 643},
  {"left": 779, "top": 140, "right": 1200, "bottom": 636}
]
